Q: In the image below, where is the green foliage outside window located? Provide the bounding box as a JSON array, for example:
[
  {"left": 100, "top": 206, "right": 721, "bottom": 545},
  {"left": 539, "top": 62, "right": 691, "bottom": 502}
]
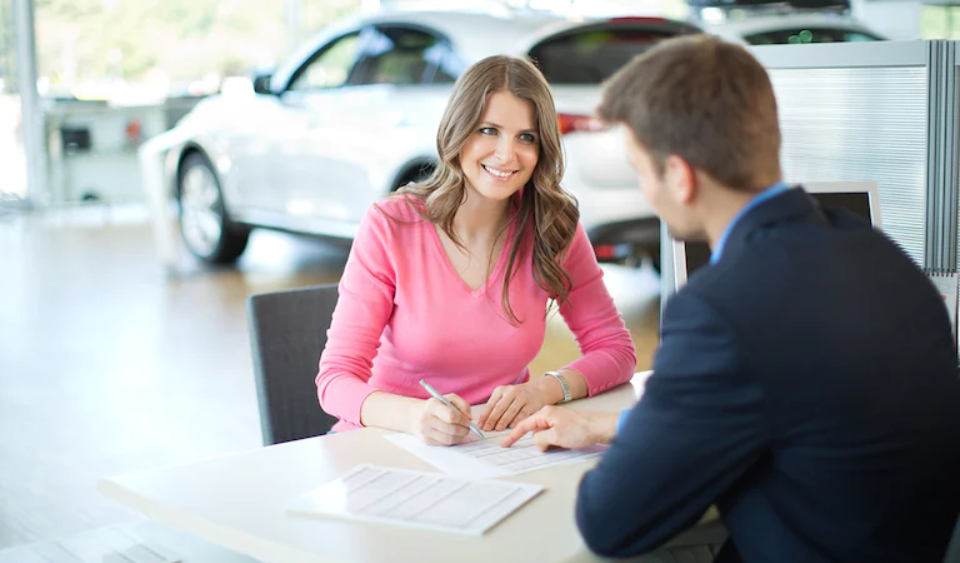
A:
[
  {"left": 22, "top": 0, "right": 361, "bottom": 96},
  {"left": 920, "top": 6, "right": 960, "bottom": 39},
  {"left": 0, "top": 0, "right": 17, "bottom": 94}
]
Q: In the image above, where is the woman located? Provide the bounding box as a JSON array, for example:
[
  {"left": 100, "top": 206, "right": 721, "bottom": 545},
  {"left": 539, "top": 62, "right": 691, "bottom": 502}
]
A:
[{"left": 316, "top": 55, "right": 636, "bottom": 445}]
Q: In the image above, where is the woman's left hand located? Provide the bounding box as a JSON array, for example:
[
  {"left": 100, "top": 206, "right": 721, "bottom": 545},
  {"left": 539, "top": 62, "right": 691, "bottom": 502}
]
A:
[{"left": 477, "top": 381, "right": 552, "bottom": 432}]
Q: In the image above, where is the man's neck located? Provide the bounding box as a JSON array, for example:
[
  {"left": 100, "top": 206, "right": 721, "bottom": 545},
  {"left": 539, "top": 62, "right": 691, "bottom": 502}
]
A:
[
  {"left": 699, "top": 174, "right": 784, "bottom": 249},
  {"left": 703, "top": 190, "right": 758, "bottom": 249}
]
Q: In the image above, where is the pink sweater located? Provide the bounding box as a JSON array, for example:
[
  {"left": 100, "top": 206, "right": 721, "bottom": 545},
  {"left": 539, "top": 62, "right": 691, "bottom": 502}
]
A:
[{"left": 316, "top": 197, "right": 637, "bottom": 432}]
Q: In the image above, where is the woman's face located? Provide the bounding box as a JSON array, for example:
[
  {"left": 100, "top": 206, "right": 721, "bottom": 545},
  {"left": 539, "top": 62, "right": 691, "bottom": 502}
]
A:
[{"left": 459, "top": 90, "right": 540, "bottom": 203}]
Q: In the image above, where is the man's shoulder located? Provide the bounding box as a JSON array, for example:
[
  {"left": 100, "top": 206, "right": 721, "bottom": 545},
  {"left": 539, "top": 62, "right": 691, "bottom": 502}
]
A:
[
  {"left": 677, "top": 218, "right": 934, "bottom": 343},
  {"left": 698, "top": 216, "right": 891, "bottom": 283}
]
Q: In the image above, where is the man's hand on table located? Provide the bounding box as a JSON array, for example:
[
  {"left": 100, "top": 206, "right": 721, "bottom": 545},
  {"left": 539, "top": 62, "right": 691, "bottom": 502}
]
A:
[{"left": 499, "top": 406, "right": 620, "bottom": 451}]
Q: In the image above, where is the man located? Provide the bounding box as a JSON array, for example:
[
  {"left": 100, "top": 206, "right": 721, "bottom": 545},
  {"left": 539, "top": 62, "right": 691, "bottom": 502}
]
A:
[{"left": 503, "top": 35, "right": 960, "bottom": 562}]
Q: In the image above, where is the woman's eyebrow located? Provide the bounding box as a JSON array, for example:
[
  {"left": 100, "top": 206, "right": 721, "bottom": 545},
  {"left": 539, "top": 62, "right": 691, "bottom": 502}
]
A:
[{"left": 481, "top": 121, "right": 538, "bottom": 134}]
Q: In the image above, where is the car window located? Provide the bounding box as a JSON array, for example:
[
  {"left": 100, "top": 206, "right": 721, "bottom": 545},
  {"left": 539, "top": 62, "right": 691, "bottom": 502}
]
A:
[
  {"left": 529, "top": 25, "right": 686, "bottom": 85},
  {"left": 289, "top": 32, "right": 363, "bottom": 91},
  {"left": 422, "top": 41, "right": 463, "bottom": 84},
  {"left": 349, "top": 26, "right": 460, "bottom": 86},
  {"left": 744, "top": 28, "right": 881, "bottom": 45}
]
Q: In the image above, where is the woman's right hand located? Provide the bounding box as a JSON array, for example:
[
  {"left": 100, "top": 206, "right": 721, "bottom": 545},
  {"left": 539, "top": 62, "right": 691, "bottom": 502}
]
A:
[{"left": 411, "top": 393, "right": 473, "bottom": 446}]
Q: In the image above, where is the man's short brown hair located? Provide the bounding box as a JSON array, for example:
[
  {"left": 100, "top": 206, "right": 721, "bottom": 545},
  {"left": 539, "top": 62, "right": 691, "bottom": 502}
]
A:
[{"left": 598, "top": 34, "right": 781, "bottom": 192}]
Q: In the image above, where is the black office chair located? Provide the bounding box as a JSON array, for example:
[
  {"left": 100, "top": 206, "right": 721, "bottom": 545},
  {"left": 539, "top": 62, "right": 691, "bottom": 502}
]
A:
[{"left": 247, "top": 284, "right": 340, "bottom": 445}]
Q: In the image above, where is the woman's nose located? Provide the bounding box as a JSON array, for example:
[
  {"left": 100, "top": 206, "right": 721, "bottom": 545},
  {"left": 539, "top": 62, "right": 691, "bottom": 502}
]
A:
[{"left": 494, "top": 138, "right": 516, "bottom": 163}]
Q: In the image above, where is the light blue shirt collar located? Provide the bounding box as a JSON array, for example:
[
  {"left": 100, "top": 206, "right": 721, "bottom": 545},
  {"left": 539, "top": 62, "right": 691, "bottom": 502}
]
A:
[{"left": 710, "top": 182, "right": 791, "bottom": 265}]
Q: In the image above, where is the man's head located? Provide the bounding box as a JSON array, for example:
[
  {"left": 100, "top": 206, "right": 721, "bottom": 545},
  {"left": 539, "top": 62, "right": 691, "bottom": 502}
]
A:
[{"left": 598, "top": 35, "right": 782, "bottom": 242}]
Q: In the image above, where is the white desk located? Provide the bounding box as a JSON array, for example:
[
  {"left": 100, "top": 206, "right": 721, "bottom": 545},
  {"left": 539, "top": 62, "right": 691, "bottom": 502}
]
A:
[{"left": 99, "top": 373, "right": 725, "bottom": 563}]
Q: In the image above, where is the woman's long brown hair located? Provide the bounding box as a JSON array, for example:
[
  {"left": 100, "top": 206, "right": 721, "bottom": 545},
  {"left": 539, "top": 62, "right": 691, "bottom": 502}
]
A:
[{"left": 394, "top": 55, "right": 579, "bottom": 325}]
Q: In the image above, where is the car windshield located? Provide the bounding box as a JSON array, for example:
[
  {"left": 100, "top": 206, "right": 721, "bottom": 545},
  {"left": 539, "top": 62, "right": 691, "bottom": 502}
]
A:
[
  {"left": 529, "top": 25, "right": 685, "bottom": 85},
  {"left": 745, "top": 27, "right": 881, "bottom": 44}
]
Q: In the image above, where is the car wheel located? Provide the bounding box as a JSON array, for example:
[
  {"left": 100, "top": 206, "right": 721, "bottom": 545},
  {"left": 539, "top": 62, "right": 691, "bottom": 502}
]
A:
[{"left": 177, "top": 153, "right": 250, "bottom": 264}]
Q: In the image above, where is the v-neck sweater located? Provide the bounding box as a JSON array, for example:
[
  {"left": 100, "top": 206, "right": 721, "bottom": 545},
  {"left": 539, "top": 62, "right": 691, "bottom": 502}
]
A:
[{"left": 317, "top": 196, "right": 637, "bottom": 432}]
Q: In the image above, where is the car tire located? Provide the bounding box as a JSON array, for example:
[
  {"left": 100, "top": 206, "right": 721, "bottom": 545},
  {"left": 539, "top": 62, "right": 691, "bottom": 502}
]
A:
[{"left": 177, "top": 153, "right": 250, "bottom": 264}]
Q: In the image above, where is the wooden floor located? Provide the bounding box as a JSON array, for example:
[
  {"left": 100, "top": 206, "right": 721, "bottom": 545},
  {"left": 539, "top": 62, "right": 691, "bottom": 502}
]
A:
[{"left": 0, "top": 205, "right": 662, "bottom": 555}]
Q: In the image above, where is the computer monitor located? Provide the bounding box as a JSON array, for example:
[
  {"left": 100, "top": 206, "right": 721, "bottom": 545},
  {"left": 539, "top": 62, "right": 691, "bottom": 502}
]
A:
[{"left": 671, "top": 182, "right": 882, "bottom": 291}]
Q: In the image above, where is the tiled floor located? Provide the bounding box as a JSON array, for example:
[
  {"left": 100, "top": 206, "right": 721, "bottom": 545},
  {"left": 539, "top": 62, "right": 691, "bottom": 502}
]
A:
[{"left": 0, "top": 206, "right": 661, "bottom": 559}]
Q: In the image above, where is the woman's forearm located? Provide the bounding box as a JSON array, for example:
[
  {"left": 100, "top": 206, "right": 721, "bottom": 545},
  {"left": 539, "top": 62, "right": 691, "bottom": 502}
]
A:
[
  {"left": 537, "top": 368, "right": 588, "bottom": 403},
  {"left": 359, "top": 391, "right": 422, "bottom": 432}
]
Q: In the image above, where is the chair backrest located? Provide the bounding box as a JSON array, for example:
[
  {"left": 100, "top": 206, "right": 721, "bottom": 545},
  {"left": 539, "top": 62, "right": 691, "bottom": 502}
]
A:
[{"left": 247, "top": 284, "right": 340, "bottom": 445}]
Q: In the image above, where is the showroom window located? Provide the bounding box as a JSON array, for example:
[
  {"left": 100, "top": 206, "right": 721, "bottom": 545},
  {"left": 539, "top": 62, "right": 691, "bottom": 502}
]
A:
[{"left": 921, "top": 6, "right": 960, "bottom": 39}]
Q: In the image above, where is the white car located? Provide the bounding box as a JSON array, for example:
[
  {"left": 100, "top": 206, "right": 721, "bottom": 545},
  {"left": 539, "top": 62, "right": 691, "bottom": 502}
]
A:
[
  {"left": 704, "top": 12, "right": 884, "bottom": 45},
  {"left": 167, "top": 8, "right": 702, "bottom": 269}
]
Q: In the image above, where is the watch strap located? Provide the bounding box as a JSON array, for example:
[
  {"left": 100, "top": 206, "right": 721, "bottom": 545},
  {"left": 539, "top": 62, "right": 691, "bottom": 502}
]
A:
[{"left": 544, "top": 371, "right": 572, "bottom": 404}]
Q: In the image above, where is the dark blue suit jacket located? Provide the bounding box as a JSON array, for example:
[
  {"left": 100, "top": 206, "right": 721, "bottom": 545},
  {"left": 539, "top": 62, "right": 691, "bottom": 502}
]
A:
[{"left": 576, "top": 188, "right": 960, "bottom": 562}]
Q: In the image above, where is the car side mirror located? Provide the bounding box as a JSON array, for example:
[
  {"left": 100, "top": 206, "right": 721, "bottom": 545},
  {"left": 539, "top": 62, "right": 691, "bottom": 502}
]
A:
[{"left": 253, "top": 73, "right": 275, "bottom": 95}]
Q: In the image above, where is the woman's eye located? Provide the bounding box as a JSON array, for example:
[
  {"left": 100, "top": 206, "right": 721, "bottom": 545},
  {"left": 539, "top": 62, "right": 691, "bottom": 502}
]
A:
[
  {"left": 479, "top": 127, "right": 497, "bottom": 136},
  {"left": 520, "top": 133, "right": 537, "bottom": 143}
]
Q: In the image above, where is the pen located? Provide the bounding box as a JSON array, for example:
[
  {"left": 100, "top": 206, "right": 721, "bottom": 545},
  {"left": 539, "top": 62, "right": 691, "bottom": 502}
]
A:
[{"left": 418, "top": 379, "right": 485, "bottom": 439}]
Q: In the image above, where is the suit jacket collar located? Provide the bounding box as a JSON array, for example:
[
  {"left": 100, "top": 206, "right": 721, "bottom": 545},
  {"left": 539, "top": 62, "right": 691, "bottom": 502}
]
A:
[{"left": 718, "top": 187, "right": 822, "bottom": 262}]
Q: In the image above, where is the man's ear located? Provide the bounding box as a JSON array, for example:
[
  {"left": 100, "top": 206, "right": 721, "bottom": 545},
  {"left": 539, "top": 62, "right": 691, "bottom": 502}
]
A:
[{"left": 664, "top": 154, "right": 698, "bottom": 205}]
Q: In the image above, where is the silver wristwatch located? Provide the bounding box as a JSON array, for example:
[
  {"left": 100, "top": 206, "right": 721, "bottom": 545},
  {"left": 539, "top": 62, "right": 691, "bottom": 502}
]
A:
[{"left": 544, "top": 371, "right": 572, "bottom": 404}]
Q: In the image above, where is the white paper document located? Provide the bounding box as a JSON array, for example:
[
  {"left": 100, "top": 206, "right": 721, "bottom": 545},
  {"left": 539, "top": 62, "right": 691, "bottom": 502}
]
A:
[
  {"left": 385, "top": 430, "right": 606, "bottom": 479},
  {"left": 288, "top": 464, "right": 542, "bottom": 536}
]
